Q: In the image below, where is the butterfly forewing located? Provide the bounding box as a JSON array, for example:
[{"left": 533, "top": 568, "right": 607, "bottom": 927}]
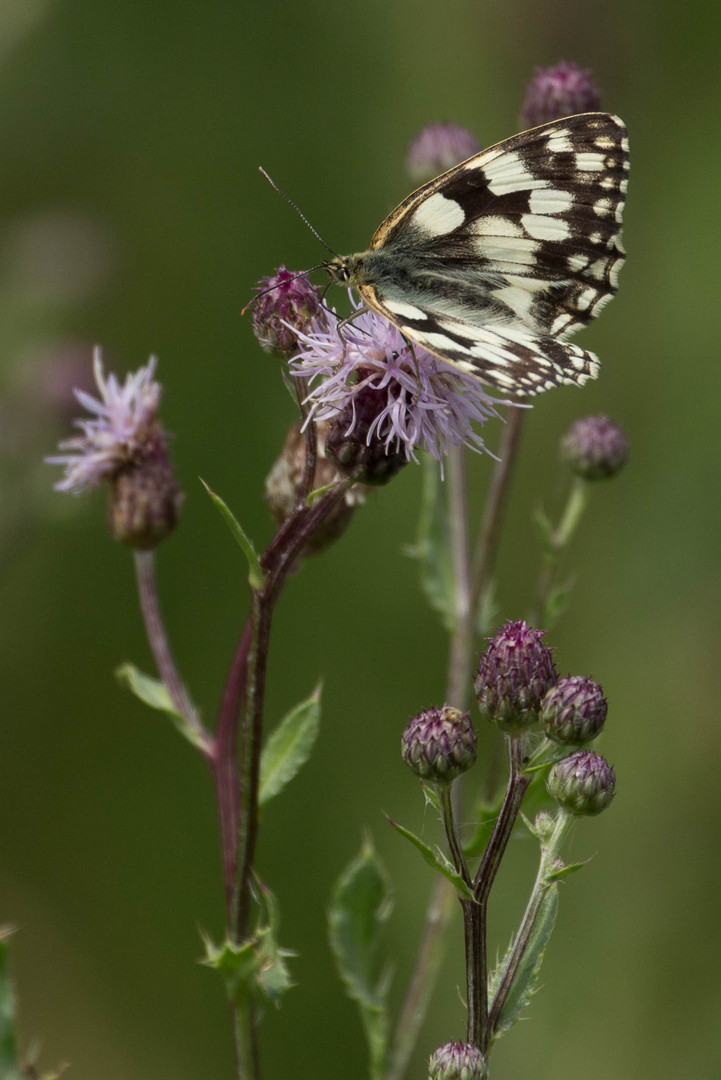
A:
[{"left": 349, "top": 112, "right": 628, "bottom": 397}]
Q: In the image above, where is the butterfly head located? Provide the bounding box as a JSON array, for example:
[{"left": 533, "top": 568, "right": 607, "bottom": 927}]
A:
[{"left": 325, "top": 254, "right": 363, "bottom": 287}]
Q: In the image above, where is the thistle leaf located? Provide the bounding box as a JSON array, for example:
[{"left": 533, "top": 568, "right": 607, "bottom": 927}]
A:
[
  {"left": 490, "top": 884, "right": 559, "bottom": 1039},
  {"left": 200, "top": 478, "right": 264, "bottom": 589},
  {"left": 328, "top": 842, "right": 392, "bottom": 1080},
  {"left": 115, "top": 663, "right": 209, "bottom": 752},
  {"left": 386, "top": 817, "right": 473, "bottom": 900},
  {"left": 259, "top": 684, "right": 322, "bottom": 807}
]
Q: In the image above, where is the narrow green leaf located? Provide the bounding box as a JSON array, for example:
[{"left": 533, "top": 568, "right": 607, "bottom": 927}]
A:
[
  {"left": 386, "top": 817, "right": 473, "bottom": 900},
  {"left": 546, "top": 859, "right": 587, "bottom": 881},
  {"left": 0, "top": 928, "right": 19, "bottom": 1079},
  {"left": 115, "top": 663, "right": 209, "bottom": 752},
  {"left": 328, "top": 842, "right": 392, "bottom": 1080},
  {"left": 259, "top": 685, "right": 322, "bottom": 807},
  {"left": 490, "top": 884, "right": 559, "bottom": 1039},
  {"left": 533, "top": 508, "right": 556, "bottom": 553},
  {"left": 543, "top": 579, "right": 574, "bottom": 628},
  {"left": 406, "top": 454, "right": 455, "bottom": 630},
  {"left": 200, "top": 478, "right": 265, "bottom": 589}
]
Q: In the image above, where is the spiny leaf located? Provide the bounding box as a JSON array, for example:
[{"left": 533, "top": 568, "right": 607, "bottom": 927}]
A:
[
  {"left": 328, "top": 842, "right": 392, "bottom": 1080},
  {"left": 490, "top": 884, "right": 559, "bottom": 1040}
]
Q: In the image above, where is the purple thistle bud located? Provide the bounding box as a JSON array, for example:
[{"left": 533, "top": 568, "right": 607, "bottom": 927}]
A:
[
  {"left": 402, "top": 706, "right": 477, "bottom": 784},
  {"left": 474, "top": 620, "right": 557, "bottom": 733},
  {"left": 428, "top": 1040, "right": 487, "bottom": 1080},
  {"left": 264, "top": 421, "right": 359, "bottom": 553},
  {"left": 546, "top": 750, "right": 616, "bottom": 816},
  {"left": 406, "top": 123, "right": 482, "bottom": 184},
  {"left": 542, "top": 675, "right": 608, "bottom": 745},
  {"left": 325, "top": 376, "right": 408, "bottom": 485},
  {"left": 521, "top": 61, "right": 602, "bottom": 128},
  {"left": 252, "top": 266, "right": 325, "bottom": 359},
  {"left": 561, "top": 415, "right": 629, "bottom": 480}
]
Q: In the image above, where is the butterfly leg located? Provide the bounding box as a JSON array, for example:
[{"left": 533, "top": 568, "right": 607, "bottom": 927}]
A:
[
  {"left": 332, "top": 305, "right": 373, "bottom": 365},
  {"left": 400, "top": 334, "right": 424, "bottom": 403}
]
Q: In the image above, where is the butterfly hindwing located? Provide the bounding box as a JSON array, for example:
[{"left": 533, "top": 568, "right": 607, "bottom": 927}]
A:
[
  {"left": 358, "top": 282, "right": 600, "bottom": 396},
  {"left": 348, "top": 112, "right": 628, "bottom": 397}
]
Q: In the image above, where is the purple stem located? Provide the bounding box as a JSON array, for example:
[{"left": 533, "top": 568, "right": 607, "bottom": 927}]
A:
[{"left": 133, "top": 550, "right": 210, "bottom": 754}]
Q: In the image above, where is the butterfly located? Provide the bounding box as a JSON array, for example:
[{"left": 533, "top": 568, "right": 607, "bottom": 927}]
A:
[{"left": 325, "top": 112, "right": 629, "bottom": 398}]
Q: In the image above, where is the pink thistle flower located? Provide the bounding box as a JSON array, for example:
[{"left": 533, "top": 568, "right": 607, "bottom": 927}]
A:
[
  {"left": 47, "top": 347, "right": 164, "bottom": 493},
  {"left": 289, "top": 294, "right": 512, "bottom": 467}
]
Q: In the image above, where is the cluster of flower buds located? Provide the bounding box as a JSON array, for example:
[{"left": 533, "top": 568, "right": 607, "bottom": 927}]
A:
[{"left": 474, "top": 620, "right": 615, "bottom": 815}]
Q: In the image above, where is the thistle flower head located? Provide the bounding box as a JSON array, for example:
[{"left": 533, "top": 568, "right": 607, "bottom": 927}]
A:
[
  {"left": 290, "top": 294, "right": 504, "bottom": 468},
  {"left": 546, "top": 749, "right": 616, "bottom": 816},
  {"left": 324, "top": 377, "right": 409, "bottom": 485},
  {"left": 542, "top": 675, "right": 608, "bottom": 745},
  {"left": 474, "top": 620, "right": 557, "bottom": 733},
  {"left": 561, "top": 415, "right": 629, "bottom": 480},
  {"left": 428, "top": 1041, "right": 487, "bottom": 1080},
  {"left": 252, "top": 265, "right": 326, "bottom": 359},
  {"left": 402, "top": 706, "right": 477, "bottom": 784},
  {"left": 48, "top": 348, "right": 165, "bottom": 493},
  {"left": 406, "top": 123, "right": 482, "bottom": 184},
  {"left": 47, "top": 348, "right": 182, "bottom": 547},
  {"left": 521, "top": 61, "right": 602, "bottom": 128}
]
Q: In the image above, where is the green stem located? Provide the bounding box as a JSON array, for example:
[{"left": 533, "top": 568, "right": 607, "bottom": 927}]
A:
[{"left": 532, "top": 476, "right": 589, "bottom": 626}]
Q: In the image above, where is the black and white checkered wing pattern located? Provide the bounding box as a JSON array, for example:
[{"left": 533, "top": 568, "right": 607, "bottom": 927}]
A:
[{"left": 356, "top": 113, "right": 629, "bottom": 397}]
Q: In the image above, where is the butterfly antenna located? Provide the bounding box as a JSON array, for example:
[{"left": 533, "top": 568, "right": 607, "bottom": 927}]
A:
[{"left": 259, "top": 167, "right": 338, "bottom": 258}]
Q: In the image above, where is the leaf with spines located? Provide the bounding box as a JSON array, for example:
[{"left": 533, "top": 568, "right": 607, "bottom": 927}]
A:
[
  {"left": 259, "top": 684, "right": 322, "bottom": 807},
  {"left": 328, "top": 842, "right": 392, "bottom": 1080},
  {"left": 202, "top": 882, "right": 294, "bottom": 1007},
  {"left": 489, "top": 884, "right": 559, "bottom": 1040}
]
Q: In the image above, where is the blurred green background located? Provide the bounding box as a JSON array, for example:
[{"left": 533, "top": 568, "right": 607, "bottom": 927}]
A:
[{"left": 1, "top": 0, "right": 719, "bottom": 1077}]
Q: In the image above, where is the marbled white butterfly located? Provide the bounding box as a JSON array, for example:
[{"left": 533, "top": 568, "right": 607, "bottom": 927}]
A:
[{"left": 326, "top": 112, "right": 628, "bottom": 397}]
